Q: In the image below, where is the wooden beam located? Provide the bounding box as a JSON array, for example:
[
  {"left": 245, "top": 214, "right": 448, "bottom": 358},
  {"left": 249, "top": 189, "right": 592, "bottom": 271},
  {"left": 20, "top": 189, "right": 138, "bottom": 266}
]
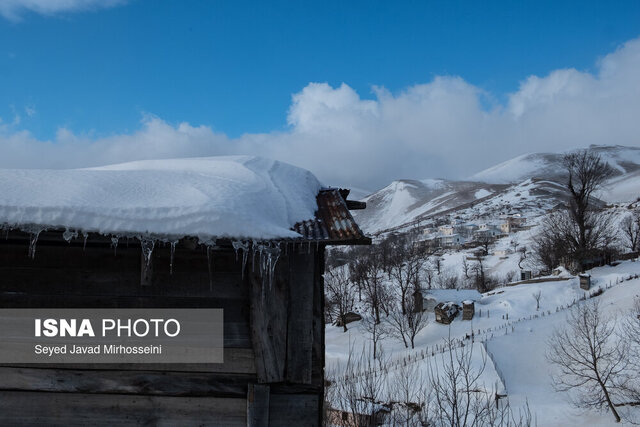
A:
[
  {"left": 249, "top": 265, "right": 287, "bottom": 383},
  {"left": 247, "top": 383, "right": 269, "bottom": 427},
  {"left": 286, "top": 250, "right": 314, "bottom": 384},
  {"left": 0, "top": 390, "right": 246, "bottom": 426}
]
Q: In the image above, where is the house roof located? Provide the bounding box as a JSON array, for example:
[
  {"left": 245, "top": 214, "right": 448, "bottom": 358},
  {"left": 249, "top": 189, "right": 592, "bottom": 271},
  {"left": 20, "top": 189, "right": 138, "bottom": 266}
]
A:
[{"left": 292, "top": 189, "right": 371, "bottom": 245}]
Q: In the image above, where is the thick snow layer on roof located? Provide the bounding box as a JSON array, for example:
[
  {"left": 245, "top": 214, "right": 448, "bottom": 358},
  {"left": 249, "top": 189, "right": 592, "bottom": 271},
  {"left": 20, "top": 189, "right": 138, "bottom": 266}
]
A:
[{"left": 0, "top": 156, "right": 323, "bottom": 240}]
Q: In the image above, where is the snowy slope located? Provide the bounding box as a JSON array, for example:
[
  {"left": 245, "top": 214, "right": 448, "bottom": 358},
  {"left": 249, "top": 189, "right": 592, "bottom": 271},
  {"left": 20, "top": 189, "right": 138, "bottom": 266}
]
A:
[
  {"left": 326, "top": 260, "right": 640, "bottom": 426},
  {"left": 0, "top": 156, "right": 322, "bottom": 240},
  {"left": 601, "top": 169, "right": 640, "bottom": 203},
  {"left": 355, "top": 145, "right": 640, "bottom": 234},
  {"left": 352, "top": 179, "right": 507, "bottom": 233},
  {"left": 470, "top": 145, "right": 640, "bottom": 184}
]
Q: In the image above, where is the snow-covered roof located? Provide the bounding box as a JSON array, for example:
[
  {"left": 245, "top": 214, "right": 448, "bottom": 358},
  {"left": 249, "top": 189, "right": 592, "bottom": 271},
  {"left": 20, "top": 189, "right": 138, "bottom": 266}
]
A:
[{"left": 0, "top": 156, "right": 331, "bottom": 240}]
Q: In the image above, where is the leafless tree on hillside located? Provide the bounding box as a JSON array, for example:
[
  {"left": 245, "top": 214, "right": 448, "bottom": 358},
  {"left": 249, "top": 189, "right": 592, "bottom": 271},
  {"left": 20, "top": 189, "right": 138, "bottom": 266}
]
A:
[
  {"left": 462, "top": 256, "right": 470, "bottom": 280},
  {"left": 326, "top": 266, "right": 356, "bottom": 332},
  {"left": 388, "top": 296, "right": 428, "bottom": 349},
  {"left": 362, "top": 312, "right": 388, "bottom": 361},
  {"left": 547, "top": 301, "right": 628, "bottom": 423},
  {"left": 326, "top": 343, "right": 390, "bottom": 426},
  {"left": 620, "top": 212, "right": 640, "bottom": 253},
  {"left": 425, "top": 337, "right": 533, "bottom": 426},
  {"left": 563, "top": 150, "right": 615, "bottom": 270},
  {"left": 618, "top": 299, "right": 640, "bottom": 422},
  {"left": 532, "top": 291, "right": 542, "bottom": 311},
  {"left": 388, "top": 238, "right": 425, "bottom": 315}
]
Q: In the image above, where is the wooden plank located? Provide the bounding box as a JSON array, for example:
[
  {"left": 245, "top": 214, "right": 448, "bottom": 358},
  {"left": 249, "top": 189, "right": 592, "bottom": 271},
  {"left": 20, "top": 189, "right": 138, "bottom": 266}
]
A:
[
  {"left": 0, "top": 241, "right": 249, "bottom": 299},
  {"left": 247, "top": 383, "right": 270, "bottom": 427},
  {"left": 311, "top": 245, "right": 326, "bottom": 389},
  {"left": 0, "top": 365, "right": 320, "bottom": 397},
  {"left": 250, "top": 262, "right": 288, "bottom": 383},
  {"left": 269, "top": 393, "right": 320, "bottom": 427},
  {"left": 0, "top": 366, "right": 252, "bottom": 397},
  {"left": 0, "top": 347, "right": 256, "bottom": 374},
  {"left": 286, "top": 249, "right": 314, "bottom": 384},
  {"left": 0, "top": 390, "right": 246, "bottom": 426}
]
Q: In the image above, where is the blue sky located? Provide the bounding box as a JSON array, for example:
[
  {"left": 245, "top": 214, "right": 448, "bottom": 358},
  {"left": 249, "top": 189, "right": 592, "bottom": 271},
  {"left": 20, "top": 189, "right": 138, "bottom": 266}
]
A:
[
  {"left": 1, "top": 1, "right": 640, "bottom": 189},
  {"left": 2, "top": 0, "right": 639, "bottom": 140}
]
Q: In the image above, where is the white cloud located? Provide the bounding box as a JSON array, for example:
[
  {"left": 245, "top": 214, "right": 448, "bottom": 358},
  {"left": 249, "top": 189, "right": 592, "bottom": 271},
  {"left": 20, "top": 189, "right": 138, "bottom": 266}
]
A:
[
  {"left": 0, "top": 0, "right": 126, "bottom": 21},
  {"left": 1, "top": 37, "right": 640, "bottom": 190}
]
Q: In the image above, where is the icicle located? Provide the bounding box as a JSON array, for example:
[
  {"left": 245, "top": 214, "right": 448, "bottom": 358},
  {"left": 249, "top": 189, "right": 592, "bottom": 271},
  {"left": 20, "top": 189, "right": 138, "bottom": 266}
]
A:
[
  {"left": 169, "top": 241, "right": 177, "bottom": 275},
  {"left": 251, "top": 240, "right": 258, "bottom": 272},
  {"left": 82, "top": 232, "right": 88, "bottom": 251},
  {"left": 111, "top": 237, "right": 119, "bottom": 256},
  {"left": 62, "top": 229, "right": 78, "bottom": 243},
  {"left": 28, "top": 229, "right": 42, "bottom": 259},
  {"left": 140, "top": 237, "right": 155, "bottom": 267},
  {"left": 232, "top": 241, "right": 250, "bottom": 279},
  {"left": 206, "top": 245, "right": 214, "bottom": 291}
]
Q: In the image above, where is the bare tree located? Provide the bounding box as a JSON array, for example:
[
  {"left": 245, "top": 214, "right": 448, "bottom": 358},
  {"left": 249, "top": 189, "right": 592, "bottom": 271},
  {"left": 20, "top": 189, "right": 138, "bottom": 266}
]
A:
[
  {"left": 620, "top": 212, "right": 640, "bottom": 253},
  {"left": 388, "top": 237, "right": 425, "bottom": 315},
  {"left": 362, "top": 313, "right": 388, "bottom": 361},
  {"left": 618, "top": 298, "right": 640, "bottom": 422},
  {"left": 563, "top": 150, "right": 615, "bottom": 270},
  {"left": 387, "top": 362, "right": 427, "bottom": 426},
  {"left": 424, "top": 262, "right": 435, "bottom": 290},
  {"left": 532, "top": 208, "right": 615, "bottom": 273},
  {"left": 532, "top": 291, "right": 542, "bottom": 311},
  {"left": 326, "top": 343, "right": 390, "bottom": 426},
  {"left": 547, "top": 301, "right": 628, "bottom": 422},
  {"left": 388, "top": 296, "right": 428, "bottom": 349},
  {"left": 461, "top": 256, "right": 470, "bottom": 280},
  {"left": 353, "top": 253, "right": 389, "bottom": 324},
  {"left": 517, "top": 246, "right": 527, "bottom": 270},
  {"left": 434, "top": 257, "right": 442, "bottom": 276},
  {"left": 472, "top": 256, "right": 489, "bottom": 293},
  {"left": 326, "top": 266, "right": 356, "bottom": 332},
  {"left": 476, "top": 234, "right": 493, "bottom": 256},
  {"left": 425, "top": 337, "right": 533, "bottom": 426}
]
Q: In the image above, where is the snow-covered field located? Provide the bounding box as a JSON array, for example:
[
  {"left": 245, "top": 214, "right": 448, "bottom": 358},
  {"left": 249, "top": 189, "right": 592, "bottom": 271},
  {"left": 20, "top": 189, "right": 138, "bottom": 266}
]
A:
[{"left": 326, "top": 260, "right": 640, "bottom": 425}]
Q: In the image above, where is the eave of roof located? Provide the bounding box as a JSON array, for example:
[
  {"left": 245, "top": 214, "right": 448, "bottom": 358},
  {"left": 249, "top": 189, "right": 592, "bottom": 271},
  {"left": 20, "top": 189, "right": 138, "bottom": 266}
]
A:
[{"left": 291, "top": 189, "right": 371, "bottom": 245}]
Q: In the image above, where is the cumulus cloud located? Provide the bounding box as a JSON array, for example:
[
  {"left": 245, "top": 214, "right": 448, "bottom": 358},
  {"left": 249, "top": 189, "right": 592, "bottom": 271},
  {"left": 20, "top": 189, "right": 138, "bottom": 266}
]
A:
[
  {"left": 0, "top": 0, "right": 126, "bottom": 21},
  {"left": 1, "top": 37, "right": 640, "bottom": 190}
]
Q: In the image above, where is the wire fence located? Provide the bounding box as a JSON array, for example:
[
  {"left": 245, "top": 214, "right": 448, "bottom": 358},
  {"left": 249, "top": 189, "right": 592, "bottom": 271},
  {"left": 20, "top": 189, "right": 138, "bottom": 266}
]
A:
[{"left": 330, "top": 274, "right": 637, "bottom": 385}]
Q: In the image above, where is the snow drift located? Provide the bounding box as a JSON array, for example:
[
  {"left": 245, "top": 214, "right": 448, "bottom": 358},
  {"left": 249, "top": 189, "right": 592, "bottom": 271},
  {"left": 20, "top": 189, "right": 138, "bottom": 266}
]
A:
[{"left": 0, "top": 156, "right": 323, "bottom": 240}]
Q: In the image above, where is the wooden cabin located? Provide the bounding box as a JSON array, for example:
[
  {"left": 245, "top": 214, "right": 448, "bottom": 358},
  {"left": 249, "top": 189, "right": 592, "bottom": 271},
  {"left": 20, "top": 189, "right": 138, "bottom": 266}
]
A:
[
  {"left": 434, "top": 302, "right": 459, "bottom": 325},
  {"left": 0, "top": 188, "right": 369, "bottom": 426}
]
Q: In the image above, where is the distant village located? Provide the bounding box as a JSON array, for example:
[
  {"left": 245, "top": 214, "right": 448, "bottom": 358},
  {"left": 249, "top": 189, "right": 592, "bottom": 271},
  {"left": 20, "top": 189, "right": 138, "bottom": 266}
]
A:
[{"left": 416, "top": 213, "right": 529, "bottom": 250}]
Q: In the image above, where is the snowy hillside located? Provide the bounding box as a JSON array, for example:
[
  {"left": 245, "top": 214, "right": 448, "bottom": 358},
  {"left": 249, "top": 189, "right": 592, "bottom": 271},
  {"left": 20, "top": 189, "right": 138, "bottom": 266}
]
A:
[
  {"left": 354, "top": 145, "right": 640, "bottom": 234},
  {"left": 353, "top": 179, "right": 507, "bottom": 233},
  {"left": 470, "top": 145, "right": 640, "bottom": 184},
  {"left": 326, "top": 260, "right": 640, "bottom": 426}
]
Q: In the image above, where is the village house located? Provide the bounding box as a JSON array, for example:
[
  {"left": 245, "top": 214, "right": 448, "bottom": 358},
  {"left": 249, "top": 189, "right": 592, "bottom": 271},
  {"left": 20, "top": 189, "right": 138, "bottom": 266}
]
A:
[
  {"left": 473, "top": 223, "right": 503, "bottom": 240},
  {"left": 500, "top": 215, "right": 527, "bottom": 234},
  {"left": 0, "top": 158, "right": 370, "bottom": 426},
  {"left": 439, "top": 233, "right": 466, "bottom": 248}
]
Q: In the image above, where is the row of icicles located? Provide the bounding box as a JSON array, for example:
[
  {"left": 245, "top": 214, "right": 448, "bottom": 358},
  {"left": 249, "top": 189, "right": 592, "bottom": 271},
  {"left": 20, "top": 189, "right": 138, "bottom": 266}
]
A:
[{"left": 3, "top": 226, "right": 319, "bottom": 295}]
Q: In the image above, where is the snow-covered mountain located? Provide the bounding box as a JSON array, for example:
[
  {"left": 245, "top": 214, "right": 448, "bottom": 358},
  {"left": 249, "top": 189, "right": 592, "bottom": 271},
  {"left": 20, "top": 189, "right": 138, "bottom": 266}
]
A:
[
  {"left": 354, "top": 145, "right": 640, "bottom": 234},
  {"left": 469, "top": 145, "right": 640, "bottom": 184},
  {"left": 353, "top": 178, "right": 507, "bottom": 233}
]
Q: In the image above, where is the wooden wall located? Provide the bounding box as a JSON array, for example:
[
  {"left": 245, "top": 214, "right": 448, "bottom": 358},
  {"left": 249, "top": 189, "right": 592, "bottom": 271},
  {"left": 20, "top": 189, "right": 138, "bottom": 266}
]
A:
[{"left": 0, "top": 230, "right": 325, "bottom": 426}]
